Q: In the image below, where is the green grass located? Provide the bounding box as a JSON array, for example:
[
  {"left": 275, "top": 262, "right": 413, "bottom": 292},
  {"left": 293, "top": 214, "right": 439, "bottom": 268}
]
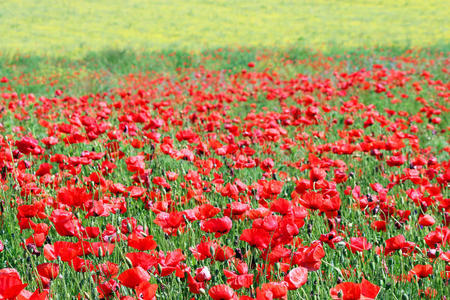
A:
[
  {"left": 1, "top": 46, "right": 448, "bottom": 98},
  {"left": 0, "top": 0, "right": 449, "bottom": 58}
]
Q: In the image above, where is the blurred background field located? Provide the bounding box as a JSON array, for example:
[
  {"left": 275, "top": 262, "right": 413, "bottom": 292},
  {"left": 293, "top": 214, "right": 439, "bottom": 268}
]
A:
[
  {"left": 0, "top": 0, "right": 448, "bottom": 96},
  {"left": 1, "top": 0, "right": 448, "bottom": 57}
]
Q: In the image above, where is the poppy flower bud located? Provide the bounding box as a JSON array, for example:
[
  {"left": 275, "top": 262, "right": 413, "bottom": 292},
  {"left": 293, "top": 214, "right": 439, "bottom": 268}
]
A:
[
  {"left": 126, "top": 222, "right": 133, "bottom": 234},
  {"left": 443, "top": 212, "right": 450, "bottom": 226},
  {"left": 275, "top": 262, "right": 281, "bottom": 273},
  {"left": 182, "top": 214, "right": 189, "bottom": 224},
  {"left": 91, "top": 288, "right": 99, "bottom": 299},
  {"left": 336, "top": 241, "right": 346, "bottom": 249},
  {"left": 125, "top": 256, "right": 133, "bottom": 268},
  {"left": 157, "top": 264, "right": 163, "bottom": 275}
]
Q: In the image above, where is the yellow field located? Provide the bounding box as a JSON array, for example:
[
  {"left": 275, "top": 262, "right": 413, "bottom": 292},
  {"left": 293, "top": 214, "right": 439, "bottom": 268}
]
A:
[{"left": 0, "top": 0, "right": 448, "bottom": 57}]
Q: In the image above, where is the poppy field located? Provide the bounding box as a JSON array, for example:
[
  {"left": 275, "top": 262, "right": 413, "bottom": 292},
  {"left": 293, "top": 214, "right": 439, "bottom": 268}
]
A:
[
  {"left": 0, "top": 46, "right": 448, "bottom": 299},
  {"left": 0, "top": 0, "right": 449, "bottom": 298}
]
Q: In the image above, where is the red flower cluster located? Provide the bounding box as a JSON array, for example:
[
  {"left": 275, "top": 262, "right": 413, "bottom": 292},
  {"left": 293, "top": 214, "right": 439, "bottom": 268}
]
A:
[{"left": 0, "top": 49, "right": 448, "bottom": 299}]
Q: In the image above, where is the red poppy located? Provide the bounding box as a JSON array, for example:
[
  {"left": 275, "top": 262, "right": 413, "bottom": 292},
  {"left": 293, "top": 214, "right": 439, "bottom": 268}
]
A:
[
  {"left": 49, "top": 209, "right": 82, "bottom": 237},
  {"left": 385, "top": 234, "right": 407, "bottom": 256},
  {"left": 154, "top": 211, "right": 185, "bottom": 236},
  {"left": 320, "top": 231, "right": 343, "bottom": 249},
  {"left": 310, "top": 167, "right": 327, "bottom": 182},
  {"left": 346, "top": 237, "right": 372, "bottom": 253},
  {"left": 410, "top": 264, "right": 433, "bottom": 278},
  {"left": 69, "top": 257, "right": 95, "bottom": 273},
  {"left": 223, "top": 202, "right": 250, "bottom": 219},
  {"left": 126, "top": 252, "right": 158, "bottom": 271},
  {"left": 152, "top": 176, "right": 170, "bottom": 189},
  {"left": 128, "top": 233, "right": 157, "bottom": 251},
  {"left": 299, "top": 191, "right": 323, "bottom": 210},
  {"left": 0, "top": 268, "right": 28, "bottom": 299},
  {"left": 96, "top": 279, "right": 119, "bottom": 299},
  {"left": 370, "top": 220, "right": 387, "bottom": 232},
  {"left": 293, "top": 241, "right": 325, "bottom": 271},
  {"left": 418, "top": 214, "right": 435, "bottom": 227},
  {"left": 157, "top": 249, "right": 186, "bottom": 277},
  {"left": 214, "top": 245, "right": 235, "bottom": 262},
  {"left": 125, "top": 155, "right": 146, "bottom": 173},
  {"left": 184, "top": 204, "right": 221, "bottom": 221},
  {"left": 166, "top": 171, "right": 179, "bottom": 181},
  {"left": 240, "top": 228, "right": 271, "bottom": 250},
  {"left": 284, "top": 267, "right": 308, "bottom": 290},
  {"left": 208, "top": 284, "right": 238, "bottom": 300},
  {"left": 330, "top": 279, "right": 380, "bottom": 300},
  {"left": 223, "top": 260, "right": 253, "bottom": 290},
  {"left": 330, "top": 282, "right": 361, "bottom": 300},
  {"left": 15, "top": 136, "right": 43, "bottom": 155},
  {"left": 386, "top": 154, "right": 406, "bottom": 167},
  {"left": 96, "top": 261, "right": 119, "bottom": 278},
  {"left": 257, "top": 282, "right": 288, "bottom": 299},
  {"left": 440, "top": 251, "right": 450, "bottom": 262},
  {"left": 424, "top": 227, "right": 450, "bottom": 248},
  {"left": 270, "top": 198, "right": 292, "bottom": 215},
  {"left": 200, "top": 216, "right": 232, "bottom": 237},
  {"left": 118, "top": 266, "right": 151, "bottom": 289},
  {"left": 35, "top": 163, "right": 53, "bottom": 177},
  {"left": 36, "top": 263, "right": 59, "bottom": 280},
  {"left": 186, "top": 272, "right": 205, "bottom": 294},
  {"left": 360, "top": 278, "right": 381, "bottom": 299},
  {"left": 136, "top": 281, "right": 158, "bottom": 300},
  {"left": 57, "top": 186, "right": 91, "bottom": 208},
  {"left": 195, "top": 266, "right": 212, "bottom": 282}
]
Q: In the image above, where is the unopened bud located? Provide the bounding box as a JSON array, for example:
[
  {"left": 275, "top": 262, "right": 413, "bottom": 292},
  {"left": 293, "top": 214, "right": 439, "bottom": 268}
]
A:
[
  {"left": 126, "top": 222, "right": 133, "bottom": 233},
  {"left": 336, "top": 241, "right": 346, "bottom": 249},
  {"left": 125, "top": 256, "right": 133, "bottom": 268},
  {"left": 97, "top": 247, "right": 104, "bottom": 257}
]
